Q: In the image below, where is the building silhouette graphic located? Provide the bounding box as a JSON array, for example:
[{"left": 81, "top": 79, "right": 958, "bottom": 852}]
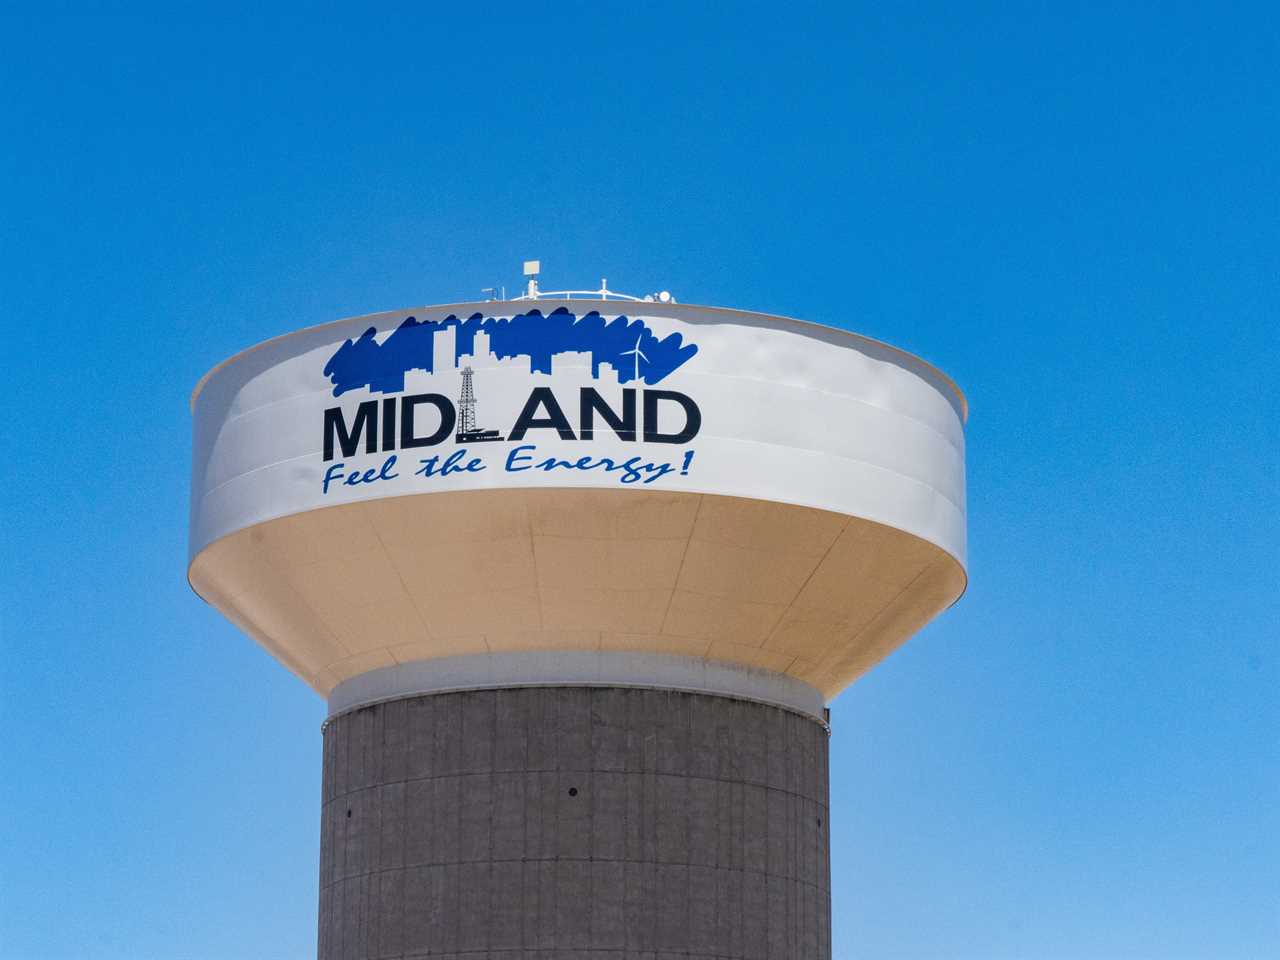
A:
[{"left": 323, "top": 307, "right": 699, "bottom": 397}]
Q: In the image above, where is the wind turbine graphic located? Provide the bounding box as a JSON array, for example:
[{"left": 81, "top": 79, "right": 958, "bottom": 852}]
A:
[{"left": 621, "top": 333, "right": 649, "bottom": 384}]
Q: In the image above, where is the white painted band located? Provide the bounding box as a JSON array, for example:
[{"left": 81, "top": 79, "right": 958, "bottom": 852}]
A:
[
  {"left": 190, "top": 300, "right": 968, "bottom": 568},
  {"left": 327, "top": 651, "right": 828, "bottom": 724}
]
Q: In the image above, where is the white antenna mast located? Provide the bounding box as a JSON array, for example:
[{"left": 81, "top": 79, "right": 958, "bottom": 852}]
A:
[{"left": 523, "top": 260, "right": 541, "bottom": 299}]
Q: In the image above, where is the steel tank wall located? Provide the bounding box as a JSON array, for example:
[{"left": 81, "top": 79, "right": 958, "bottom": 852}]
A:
[
  {"left": 319, "top": 686, "right": 830, "bottom": 959},
  {"left": 188, "top": 298, "right": 969, "bottom": 706}
]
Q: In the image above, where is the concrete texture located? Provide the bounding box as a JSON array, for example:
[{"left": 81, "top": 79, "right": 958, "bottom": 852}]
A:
[
  {"left": 328, "top": 652, "right": 827, "bottom": 723},
  {"left": 318, "top": 686, "right": 831, "bottom": 959}
]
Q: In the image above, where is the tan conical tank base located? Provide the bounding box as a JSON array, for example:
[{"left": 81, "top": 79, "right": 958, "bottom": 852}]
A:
[
  {"left": 190, "top": 489, "right": 965, "bottom": 703},
  {"left": 319, "top": 686, "right": 830, "bottom": 959}
]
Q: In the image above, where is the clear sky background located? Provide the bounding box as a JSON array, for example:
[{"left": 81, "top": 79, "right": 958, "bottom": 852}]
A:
[{"left": 1, "top": 3, "right": 1276, "bottom": 958}]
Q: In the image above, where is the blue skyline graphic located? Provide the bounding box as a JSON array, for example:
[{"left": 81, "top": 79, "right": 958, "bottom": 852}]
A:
[{"left": 323, "top": 307, "right": 699, "bottom": 396}]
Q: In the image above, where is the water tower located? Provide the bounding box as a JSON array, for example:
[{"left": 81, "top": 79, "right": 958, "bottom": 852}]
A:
[{"left": 188, "top": 269, "right": 967, "bottom": 959}]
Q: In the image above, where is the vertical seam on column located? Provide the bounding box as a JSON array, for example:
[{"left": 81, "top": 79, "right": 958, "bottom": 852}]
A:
[
  {"left": 788, "top": 716, "right": 798, "bottom": 957},
  {"left": 360, "top": 710, "right": 370, "bottom": 960},
  {"left": 520, "top": 690, "right": 529, "bottom": 952},
  {"left": 789, "top": 711, "right": 796, "bottom": 955},
  {"left": 453, "top": 699, "right": 462, "bottom": 954},
  {"left": 738, "top": 705, "right": 746, "bottom": 960},
  {"left": 588, "top": 689, "right": 596, "bottom": 951},
  {"left": 551, "top": 691, "right": 560, "bottom": 950},
  {"left": 765, "top": 701, "right": 772, "bottom": 960},
  {"left": 685, "top": 691, "right": 694, "bottom": 953},
  {"left": 398, "top": 731, "right": 407, "bottom": 958},
  {"left": 486, "top": 692, "right": 495, "bottom": 957}
]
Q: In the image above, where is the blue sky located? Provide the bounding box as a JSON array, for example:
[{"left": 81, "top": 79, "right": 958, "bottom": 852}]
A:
[{"left": 1, "top": 3, "right": 1276, "bottom": 958}]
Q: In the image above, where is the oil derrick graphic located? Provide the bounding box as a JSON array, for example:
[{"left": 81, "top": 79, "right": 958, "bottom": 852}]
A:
[{"left": 455, "top": 366, "right": 504, "bottom": 443}]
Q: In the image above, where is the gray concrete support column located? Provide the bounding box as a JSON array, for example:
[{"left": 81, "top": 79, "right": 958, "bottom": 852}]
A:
[{"left": 318, "top": 686, "right": 831, "bottom": 960}]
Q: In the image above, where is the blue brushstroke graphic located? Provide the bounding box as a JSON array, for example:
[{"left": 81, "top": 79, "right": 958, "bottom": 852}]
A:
[{"left": 323, "top": 307, "right": 698, "bottom": 397}]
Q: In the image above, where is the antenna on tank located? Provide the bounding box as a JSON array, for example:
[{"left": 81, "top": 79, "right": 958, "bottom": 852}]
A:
[
  {"left": 523, "top": 259, "right": 541, "bottom": 299},
  {"left": 510, "top": 260, "right": 676, "bottom": 304}
]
